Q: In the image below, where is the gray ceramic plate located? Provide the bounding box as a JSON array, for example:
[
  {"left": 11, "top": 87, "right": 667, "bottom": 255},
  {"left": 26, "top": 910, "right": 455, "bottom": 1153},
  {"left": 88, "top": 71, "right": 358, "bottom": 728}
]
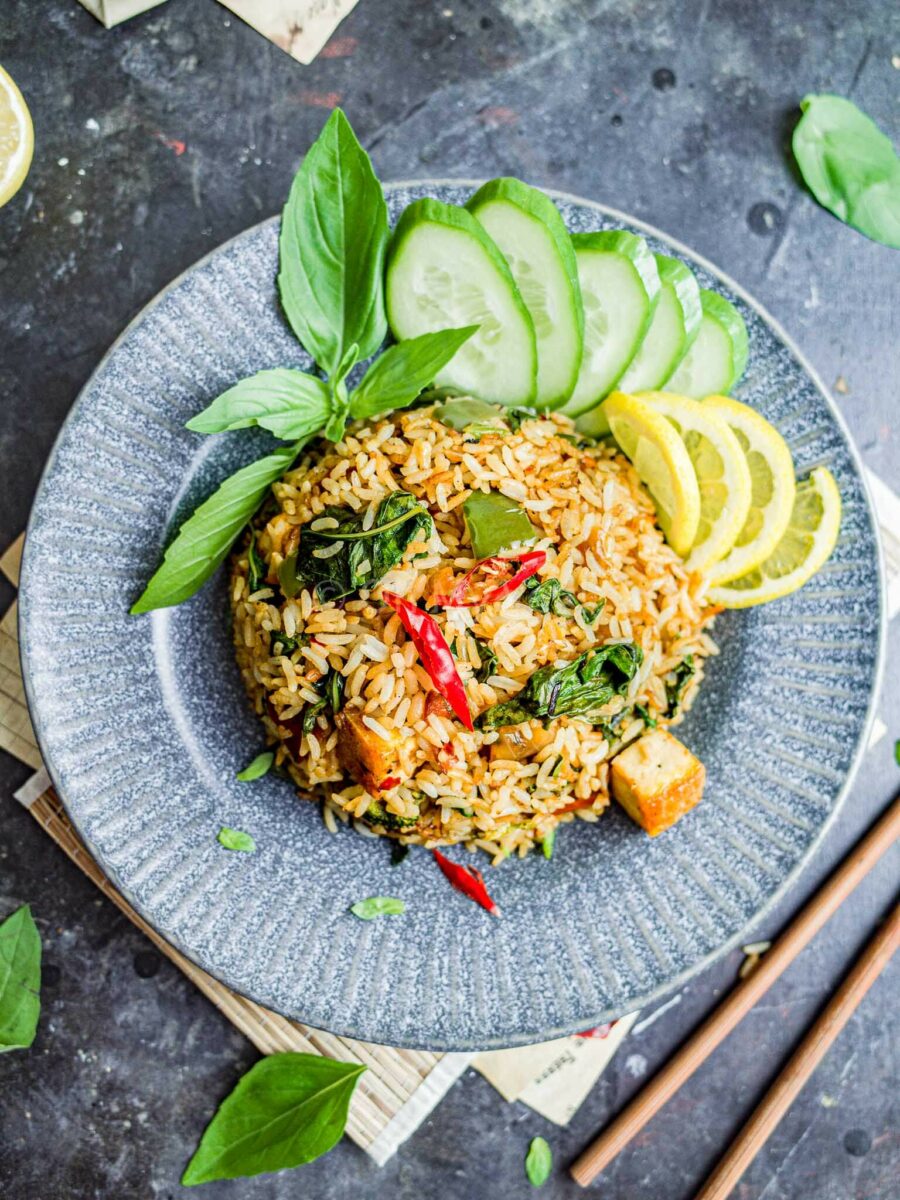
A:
[{"left": 19, "top": 184, "right": 884, "bottom": 1050}]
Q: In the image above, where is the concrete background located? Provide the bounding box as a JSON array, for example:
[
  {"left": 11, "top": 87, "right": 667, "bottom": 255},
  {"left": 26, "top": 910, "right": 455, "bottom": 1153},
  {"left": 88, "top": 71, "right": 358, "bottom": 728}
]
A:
[{"left": 0, "top": 1, "right": 897, "bottom": 1197}]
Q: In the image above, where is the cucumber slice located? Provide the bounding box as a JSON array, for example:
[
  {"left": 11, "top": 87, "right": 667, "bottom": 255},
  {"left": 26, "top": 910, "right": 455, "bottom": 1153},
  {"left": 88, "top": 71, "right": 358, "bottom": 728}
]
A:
[
  {"left": 560, "top": 231, "right": 660, "bottom": 418},
  {"left": 385, "top": 198, "right": 537, "bottom": 407},
  {"left": 617, "top": 255, "right": 702, "bottom": 393},
  {"left": 663, "top": 290, "right": 749, "bottom": 398},
  {"left": 467, "top": 178, "right": 583, "bottom": 410}
]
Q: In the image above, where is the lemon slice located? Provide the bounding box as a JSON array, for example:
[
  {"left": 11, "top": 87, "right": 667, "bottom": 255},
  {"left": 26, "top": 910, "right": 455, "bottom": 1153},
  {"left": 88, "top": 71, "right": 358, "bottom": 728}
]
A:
[
  {"left": 638, "top": 391, "right": 752, "bottom": 573},
  {"left": 708, "top": 467, "right": 841, "bottom": 608},
  {"left": 702, "top": 395, "right": 796, "bottom": 585},
  {"left": 604, "top": 391, "right": 700, "bottom": 555},
  {"left": 0, "top": 65, "right": 33, "bottom": 208}
]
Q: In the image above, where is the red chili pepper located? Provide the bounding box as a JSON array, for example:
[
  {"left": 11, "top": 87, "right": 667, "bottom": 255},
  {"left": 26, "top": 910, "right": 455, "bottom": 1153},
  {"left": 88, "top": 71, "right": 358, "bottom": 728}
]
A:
[
  {"left": 379, "top": 776, "right": 401, "bottom": 791},
  {"left": 575, "top": 1021, "right": 617, "bottom": 1039},
  {"left": 432, "top": 850, "right": 501, "bottom": 917},
  {"left": 432, "top": 550, "right": 546, "bottom": 608},
  {"left": 382, "top": 591, "right": 473, "bottom": 730}
]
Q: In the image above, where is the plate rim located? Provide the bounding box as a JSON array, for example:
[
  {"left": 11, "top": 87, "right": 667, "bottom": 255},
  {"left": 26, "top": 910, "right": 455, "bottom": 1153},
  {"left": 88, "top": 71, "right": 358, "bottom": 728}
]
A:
[{"left": 19, "top": 182, "right": 887, "bottom": 1050}]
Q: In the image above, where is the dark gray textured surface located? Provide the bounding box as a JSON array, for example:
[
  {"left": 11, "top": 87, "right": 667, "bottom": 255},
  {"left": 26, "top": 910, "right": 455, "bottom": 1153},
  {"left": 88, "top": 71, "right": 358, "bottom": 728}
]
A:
[{"left": 0, "top": 0, "right": 897, "bottom": 1196}]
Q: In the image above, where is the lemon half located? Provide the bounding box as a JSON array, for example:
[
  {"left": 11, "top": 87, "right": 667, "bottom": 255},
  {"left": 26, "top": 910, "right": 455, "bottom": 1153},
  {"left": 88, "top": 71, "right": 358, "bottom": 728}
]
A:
[
  {"left": 0, "top": 65, "right": 33, "bottom": 208},
  {"left": 638, "top": 391, "right": 752, "bottom": 573},
  {"left": 702, "top": 395, "right": 796, "bottom": 585},
  {"left": 708, "top": 467, "right": 842, "bottom": 608},
  {"left": 604, "top": 390, "right": 701, "bottom": 556}
]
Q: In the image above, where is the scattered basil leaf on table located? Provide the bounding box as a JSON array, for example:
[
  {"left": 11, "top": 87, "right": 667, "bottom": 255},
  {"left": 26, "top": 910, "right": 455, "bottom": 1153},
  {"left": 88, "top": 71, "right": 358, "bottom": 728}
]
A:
[
  {"left": 280, "top": 491, "right": 432, "bottom": 602},
  {"left": 525, "top": 1135, "right": 553, "bottom": 1187},
  {"left": 349, "top": 326, "right": 479, "bottom": 421},
  {"left": 349, "top": 896, "right": 407, "bottom": 920},
  {"left": 186, "top": 370, "right": 333, "bottom": 439},
  {"left": 217, "top": 827, "right": 257, "bottom": 852},
  {"left": 131, "top": 442, "right": 303, "bottom": 613},
  {"left": 792, "top": 94, "right": 900, "bottom": 249},
  {"left": 479, "top": 643, "right": 642, "bottom": 729},
  {"left": 0, "top": 904, "right": 41, "bottom": 1053},
  {"left": 236, "top": 750, "right": 274, "bottom": 781},
  {"left": 390, "top": 842, "right": 410, "bottom": 866},
  {"left": 541, "top": 828, "right": 556, "bottom": 861},
  {"left": 462, "top": 490, "right": 541, "bottom": 559},
  {"left": 181, "top": 1052, "right": 365, "bottom": 1186},
  {"left": 279, "top": 107, "right": 389, "bottom": 375},
  {"left": 894, "top": 738, "right": 900, "bottom": 768}
]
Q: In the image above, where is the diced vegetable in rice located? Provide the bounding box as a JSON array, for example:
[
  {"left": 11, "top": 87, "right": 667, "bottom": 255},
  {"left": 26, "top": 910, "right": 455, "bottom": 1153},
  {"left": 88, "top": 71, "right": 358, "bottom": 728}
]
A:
[{"left": 230, "top": 404, "right": 716, "bottom": 862}]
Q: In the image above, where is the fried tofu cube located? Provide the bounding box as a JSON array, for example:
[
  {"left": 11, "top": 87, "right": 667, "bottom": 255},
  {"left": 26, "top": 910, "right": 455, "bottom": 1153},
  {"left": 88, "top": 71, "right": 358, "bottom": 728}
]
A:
[
  {"left": 610, "top": 730, "right": 705, "bottom": 836},
  {"left": 335, "top": 707, "right": 403, "bottom": 793}
]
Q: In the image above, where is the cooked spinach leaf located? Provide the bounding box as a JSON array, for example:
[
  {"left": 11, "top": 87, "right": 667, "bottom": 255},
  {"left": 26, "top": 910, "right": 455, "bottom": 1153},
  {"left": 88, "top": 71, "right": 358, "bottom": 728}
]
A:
[
  {"left": 473, "top": 638, "right": 499, "bottom": 683},
  {"left": 327, "top": 669, "right": 344, "bottom": 714},
  {"left": 363, "top": 798, "right": 420, "bottom": 832},
  {"left": 522, "top": 576, "right": 605, "bottom": 625},
  {"left": 634, "top": 703, "right": 658, "bottom": 729},
  {"left": 463, "top": 490, "right": 540, "bottom": 559},
  {"left": 270, "top": 630, "right": 308, "bottom": 655},
  {"left": 280, "top": 491, "right": 432, "bottom": 602},
  {"left": 302, "top": 695, "right": 329, "bottom": 733},
  {"left": 665, "top": 655, "right": 695, "bottom": 717},
  {"left": 247, "top": 530, "right": 266, "bottom": 593},
  {"left": 478, "top": 643, "right": 642, "bottom": 729}
]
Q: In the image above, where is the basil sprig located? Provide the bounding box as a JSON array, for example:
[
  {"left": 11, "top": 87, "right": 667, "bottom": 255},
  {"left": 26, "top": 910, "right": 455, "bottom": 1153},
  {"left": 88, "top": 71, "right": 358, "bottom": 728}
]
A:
[
  {"left": 0, "top": 904, "right": 42, "bottom": 1053},
  {"left": 181, "top": 1052, "right": 365, "bottom": 1185},
  {"left": 131, "top": 108, "right": 476, "bottom": 615}
]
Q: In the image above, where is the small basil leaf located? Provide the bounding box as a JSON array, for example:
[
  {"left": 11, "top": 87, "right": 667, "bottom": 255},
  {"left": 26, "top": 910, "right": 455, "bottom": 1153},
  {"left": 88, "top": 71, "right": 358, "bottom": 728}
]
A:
[
  {"left": 664, "top": 655, "right": 695, "bottom": 717},
  {"left": 793, "top": 94, "right": 900, "bottom": 249},
  {"left": 473, "top": 638, "right": 499, "bottom": 684},
  {"left": 324, "top": 376, "right": 351, "bottom": 443},
  {"left": 186, "top": 370, "right": 333, "bottom": 440},
  {"left": 462, "top": 490, "right": 540, "bottom": 559},
  {"left": 349, "top": 896, "right": 407, "bottom": 920},
  {"left": 541, "top": 828, "right": 556, "bottom": 861},
  {"left": 270, "top": 629, "right": 307, "bottom": 655},
  {"left": 349, "top": 326, "right": 479, "bottom": 421},
  {"left": 217, "top": 827, "right": 257, "bottom": 852},
  {"left": 278, "top": 108, "right": 389, "bottom": 374},
  {"left": 634, "top": 703, "right": 658, "bottom": 729},
  {"left": 181, "top": 1053, "right": 365, "bottom": 1185},
  {"left": 236, "top": 751, "right": 275, "bottom": 782},
  {"left": 525, "top": 1136, "right": 552, "bottom": 1187},
  {"left": 0, "top": 905, "right": 41, "bottom": 1053},
  {"left": 131, "top": 442, "right": 303, "bottom": 614},
  {"left": 432, "top": 395, "right": 508, "bottom": 431}
]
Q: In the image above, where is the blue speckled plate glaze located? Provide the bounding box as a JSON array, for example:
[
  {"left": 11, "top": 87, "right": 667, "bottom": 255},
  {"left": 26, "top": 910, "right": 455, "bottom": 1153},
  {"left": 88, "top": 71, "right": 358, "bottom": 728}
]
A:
[{"left": 19, "top": 184, "right": 885, "bottom": 1051}]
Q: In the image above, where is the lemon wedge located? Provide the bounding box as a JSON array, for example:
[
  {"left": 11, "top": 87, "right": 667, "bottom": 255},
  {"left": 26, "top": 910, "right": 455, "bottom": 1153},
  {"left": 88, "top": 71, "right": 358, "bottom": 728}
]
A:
[
  {"left": 0, "top": 65, "right": 33, "bottom": 208},
  {"left": 638, "top": 391, "right": 752, "bottom": 573},
  {"left": 708, "top": 467, "right": 841, "bottom": 608},
  {"left": 702, "top": 395, "right": 796, "bottom": 585},
  {"left": 604, "top": 391, "right": 700, "bottom": 556}
]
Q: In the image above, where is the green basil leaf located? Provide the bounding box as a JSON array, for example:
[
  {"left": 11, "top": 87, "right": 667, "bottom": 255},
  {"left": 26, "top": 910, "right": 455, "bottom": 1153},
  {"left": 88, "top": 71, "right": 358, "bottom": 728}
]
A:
[
  {"left": 131, "top": 442, "right": 302, "bottom": 614},
  {"left": 478, "top": 643, "right": 642, "bottom": 729},
  {"left": 247, "top": 529, "right": 266, "bottom": 593},
  {"left": 634, "top": 703, "right": 658, "bottom": 729},
  {"left": 473, "top": 638, "right": 499, "bottom": 684},
  {"left": 463, "top": 490, "right": 540, "bottom": 559},
  {"left": 349, "top": 896, "right": 407, "bottom": 920},
  {"left": 217, "top": 827, "right": 257, "bottom": 852},
  {"left": 186, "top": 370, "right": 332, "bottom": 440},
  {"left": 349, "top": 327, "right": 479, "bottom": 421},
  {"left": 284, "top": 491, "right": 432, "bottom": 602},
  {"left": 432, "top": 395, "right": 508, "bottom": 431},
  {"left": 793, "top": 94, "right": 900, "bottom": 249},
  {"left": 278, "top": 108, "right": 389, "bottom": 374},
  {"left": 525, "top": 1135, "right": 552, "bottom": 1187},
  {"left": 0, "top": 905, "right": 41, "bottom": 1053},
  {"left": 523, "top": 577, "right": 606, "bottom": 625},
  {"left": 541, "top": 828, "right": 556, "bottom": 861},
  {"left": 181, "top": 1052, "right": 365, "bottom": 1185},
  {"left": 236, "top": 752, "right": 274, "bottom": 782}
]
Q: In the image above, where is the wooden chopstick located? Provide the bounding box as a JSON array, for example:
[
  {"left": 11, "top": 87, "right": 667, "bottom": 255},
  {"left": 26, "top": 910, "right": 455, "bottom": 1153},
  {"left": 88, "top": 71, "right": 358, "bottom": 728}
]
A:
[
  {"left": 570, "top": 792, "right": 900, "bottom": 1188},
  {"left": 695, "top": 899, "right": 900, "bottom": 1200}
]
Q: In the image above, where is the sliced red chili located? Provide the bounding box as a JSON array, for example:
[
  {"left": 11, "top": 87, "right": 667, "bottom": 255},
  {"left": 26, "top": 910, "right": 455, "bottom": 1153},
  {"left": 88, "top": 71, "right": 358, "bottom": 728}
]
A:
[
  {"left": 432, "top": 550, "right": 547, "bottom": 608},
  {"left": 379, "top": 776, "right": 401, "bottom": 791},
  {"left": 575, "top": 1021, "right": 617, "bottom": 1039},
  {"left": 381, "top": 591, "right": 473, "bottom": 730},
  {"left": 432, "top": 849, "right": 501, "bottom": 917}
]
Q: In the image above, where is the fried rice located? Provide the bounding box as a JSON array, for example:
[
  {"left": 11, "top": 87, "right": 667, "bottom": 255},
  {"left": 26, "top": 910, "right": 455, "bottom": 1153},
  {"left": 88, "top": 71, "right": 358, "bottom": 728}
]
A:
[{"left": 229, "top": 405, "right": 717, "bottom": 862}]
